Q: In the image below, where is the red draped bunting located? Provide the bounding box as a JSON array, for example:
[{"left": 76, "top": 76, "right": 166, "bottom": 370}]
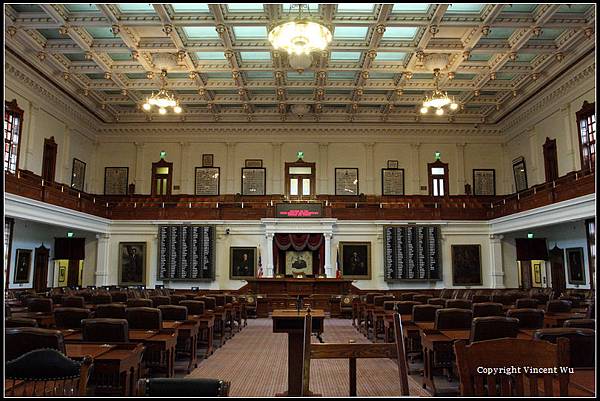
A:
[{"left": 273, "top": 233, "right": 325, "bottom": 275}]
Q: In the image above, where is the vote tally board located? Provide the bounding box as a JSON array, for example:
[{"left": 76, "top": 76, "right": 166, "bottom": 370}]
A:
[
  {"left": 158, "top": 225, "right": 216, "bottom": 281},
  {"left": 384, "top": 225, "right": 442, "bottom": 281}
]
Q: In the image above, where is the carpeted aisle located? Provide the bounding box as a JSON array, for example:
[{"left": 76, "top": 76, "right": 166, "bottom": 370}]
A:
[{"left": 187, "top": 318, "right": 430, "bottom": 397}]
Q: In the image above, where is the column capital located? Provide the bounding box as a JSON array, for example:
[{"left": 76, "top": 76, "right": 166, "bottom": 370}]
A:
[
  {"left": 410, "top": 142, "right": 421, "bottom": 149},
  {"left": 324, "top": 232, "right": 333, "bottom": 239},
  {"left": 134, "top": 141, "right": 145, "bottom": 148},
  {"left": 271, "top": 142, "right": 283, "bottom": 148},
  {"left": 266, "top": 232, "right": 275, "bottom": 239},
  {"left": 95, "top": 233, "right": 110, "bottom": 240},
  {"left": 456, "top": 142, "right": 467, "bottom": 149},
  {"left": 226, "top": 142, "right": 236, "bottom": 149},
  {"left": 319, "top": 142, "right": 329, "bottom": 148},
  {"left": 179, "top": 141, "right": 189, "bottom": 147},
  {"left": 364, "top": 142, "right": 375, "bottom": 149},
  {"left": 490, "top": 234, "right": 504, "bottom": 241}
]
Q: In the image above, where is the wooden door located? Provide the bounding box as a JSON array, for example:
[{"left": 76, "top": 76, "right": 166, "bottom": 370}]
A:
[
  {"left": 67, "top": 260, "right": 80, "bottom": 288},
  {"left": 42, "top": 136, "right": 57, "bottom": 182},
  {"left": 285, "top": 160, "right": 316, "bottom": 200},
  {"left": 520, "top": 261, "right": 532, "bottom": 290},
  {"left": 549, "top": 245, "right": 566, "bottom": 297},
  {"left": 33, "top": 245, "right": 50, "bottom": 292},
  {"left": 151, "top": 159, "right": 173, "bottom": 196},
  {"left": 428, "top": 160, "right": 449, "bottom": 196},
  {"left": 543, "top": 137, "right": 559, "bottom": 182}
]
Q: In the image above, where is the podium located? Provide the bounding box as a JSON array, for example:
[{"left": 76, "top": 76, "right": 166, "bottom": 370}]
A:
[{"left": 272, "top": 309, "right": 325, "bottom": 396}]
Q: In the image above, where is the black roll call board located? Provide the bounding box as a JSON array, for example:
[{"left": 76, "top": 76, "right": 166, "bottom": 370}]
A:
[
  {"left": 384, "top": 225, "right": 442, "bottom": 281},
  {"left": 158, "top": 225, "right": 216, "bottom": 281}
]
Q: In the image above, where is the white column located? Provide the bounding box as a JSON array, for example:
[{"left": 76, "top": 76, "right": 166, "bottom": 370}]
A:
[
  {"left": 364, "top": 142, "right": 375, "bottom": 194},
  {"left": 95, "top": 234, "right": 111, "bottom": 286},
  {"left": 226, "top": 142, "right": 236, "bottom": 193},
  {"left": 324, "top": 233, "right": 332, "bottom": 277},
  {"left": 88, "top": 141, "right": 99, "bottom": 193},
  {"left": 455, "top": 142, "right": 466, "bottom": 194},
  {"left": 179, "top": 141, "right": 189, "bottom": 194},
  {"left": 410, "top": 143, "right": 421, "bottom": 194},
  {"left": 561, "top": 103, "right": 579, "bottom": 171},
  {"left": 500, "top": 142, "right": 511, "bottom": 194},
  {"left": 22, "top": 102, "right": 39, "bottom": 170},
  {"left": 272, "top": 142, "right": 282, "bottom": 194},
  {"left": 318, "top": 142, "right": 329, "bottom": 194},
  {"left": 265, "top": 233, "right": 275, "bottom": 277},
  {"left": 527, "top": 126, "right": 540, "bottom": 185},
  {"left": 489, "top": 234, "right": 505, "bottom": 288},
  {"left": 61, "top": 125, "right": 72, "bottom": 184},
  {"left": 134, "top": 142, "right": 145, "bottom": 194}
]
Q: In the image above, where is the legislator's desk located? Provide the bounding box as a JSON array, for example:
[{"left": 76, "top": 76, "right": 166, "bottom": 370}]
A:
[
  {"left": 272, "top": 309, "right": 325, "bottom": 396},
  {"left": 246, "top": 278, "right": 354, "bottom": 296}
]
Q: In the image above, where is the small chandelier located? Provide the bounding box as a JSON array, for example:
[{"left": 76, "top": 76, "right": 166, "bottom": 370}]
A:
[
  {"left": 142, "top": 70, "right": 182, "bottom": 115},
  {"left": 268, "top": 4, "right": 332, "bottom": 56},
  {"left": 420, "top": 69, "right": 459, "bottom": 116}
]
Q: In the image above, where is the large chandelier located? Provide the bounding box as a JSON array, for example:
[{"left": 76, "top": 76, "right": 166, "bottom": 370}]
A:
[
  {"left": 268, "top": 4, "right": 332, "bottom": 56},
  {"left": 420, "top": 68, "right": 459, "bottom": 116},
  {"left": 142, "top": 69, "right": 182, "bottom": 115}
]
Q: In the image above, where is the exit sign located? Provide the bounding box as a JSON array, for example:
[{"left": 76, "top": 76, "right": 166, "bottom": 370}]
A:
[{"left": 275, "top": 203, "right": 323, "bottom": 218}]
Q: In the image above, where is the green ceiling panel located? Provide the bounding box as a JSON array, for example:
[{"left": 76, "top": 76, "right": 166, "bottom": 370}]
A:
[
  {"left": 535, "top": 28, "right": 564, "bottom": 40},
  {"left": 502, "top": 4, "right": 537, "bottom": 13},
  {"left": 484, "top": 28, "right": 516, "bottom": 40},
  {"left": 336, "top": 4, "right": 375, "bottom": 13},
  {"left": 376, "top": 52, "right": 408, "bottom": 61},
  {"left": 516, "top": 53, "right": 537, "bottom": 62},
  {"left": 226, "top": 3, "right": 265, "bottom": 12},
  {"left": 558, "top": 4, "right": 593, "bottom": 13},
  {"left": 126, "top": 73, "right": 148, "bottom": 79},
  {"left": 64, "top": 4, "right": 99, "bottom": 12},
  {"left": 10, "top": 4, "right": 44, "bottom": 12},
  {"left": 381, "top": 27, "right": 419, "bottom": 40},
  {"left": 167, "top": 73, "right": 189, "bottom": 79},
  {"left": 204, "top": 72, "right": 234, "bottom": 79},
  {"left": 287, "top": 71, "right": 315, "bottom": 80},
  {"left": 447, "top": 4, "right": 485, "bottom": 13},
  {"left": 330, "top": 51, "right": 362, "bottom": 61},
  {"left": 391, "top": 3, "right": 431, "bottom": 13},
  {"left": 468, "top": 53, "right": 492, "bottom": 62},
  {"left": 86, "top": 27, "right": 115, "bottom": 39},
  {"left": 64, "top": 53, "right": 88, "bottom": 61},
  {"left": 171, "top": 3, "right": 210, "bottom": 12},
  {"left": 368, "top": 72, "right": 396, "bottom": 79},
  {"left": 86, "top": 73, "right": 106, "bottom": 80},
  {"left": 108, "top": 53, "right": 133, "bottom": 61},
  {"left": 183, "top": 26, "right": 220, "bottom": 40},
  {"left": 195, "top": 51, "right": 227, "bottom": 60},
  {"left": 117, "top": 4, "right": 156, "bottom": 13},
  {"left": 495, "top": 72, "right": 514, "bottom": 80},
  {"left": 245, "top": 71, "right": 273, "bottom": 80},
  {"left": 454, "top": 73, "right": 476, "bottom": 80},
  {"left": 412, "top": 73, "right": 434, "bottom": 80},
  {"left": 240, "top": 51, "right": 272, "bottom": 61},
  {"left": 333, "top": 26, "right": 369, "bottom": 40},
  {"left": 232, "top": 26, "right": 268, "bottom": 40},
  {"left": 328, "top": 71, "right": 357, "bottom": 80},
  {"left": 37, "top": 29, "right": 64, "bottom": 40}
]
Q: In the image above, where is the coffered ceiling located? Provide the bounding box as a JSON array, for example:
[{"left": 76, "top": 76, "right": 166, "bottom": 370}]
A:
[{"left": 4, "top": 3, "right": 596, "bottom": 124}]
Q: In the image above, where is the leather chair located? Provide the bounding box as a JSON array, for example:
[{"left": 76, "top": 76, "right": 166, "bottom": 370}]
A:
[
  {"left": 5, "top": 327, "right": 65, "bottom": 361},
  {"left": 434, "top": 308, "right": 473, "bottom": 330},
  {"left": 54, "top": 307, "right": 92, "bottom": 329},
  {"left": 62, "top": 296, "right": 85, "bottom": 308},
  {"left": 127, "top": 298, "right": 153, "bottom": 307},
  {"left": 412, "top": 294, "right": 431, "bottom": 304},
  {"left": 558, "top": 296, "right": 581, "bottom": 308},
  {"left": 546, "top": 299, "right": 572, "bottom": 313},
  {"left": 472, "top": 302, "right": 504, "bottom": 318},
  {"left": 506, "top": 308, "right": 545, "bottom": 329},
  {"left": 399, "top": 292, "right": 418, "bottom": 301},
  {"left": 158, "top": 305, "right": 188, "bottom": 321},
  {"left": 5, "top": 317, "right": 38, "bottom": 328},
  {"left": 110, "top": 291, "right": 128, "bottom": 303},
  {"left": 138, "top": 378, "right": 230, "bottom": 397},
  {"left": 82, "top": 318, "right": 129, "bottom": 342},
  {"left": 95, "top": 303, "right": 127, "bottom": 319},
  {"left": 126, "top": 307, "right": 162, "bottom": 330},
  {"left": 180, "top": 300, "right": 205, "bottom": 316},
  {"left": 92, "top": 293, "right": 113, "bottom": 305},
  {"left": 427, "top": 298, "right": 447, "bottom": 307},
  {"left": 530, "top": 292, "right": 550, "bottom": 305},
  {"left": 169, "top": 294, "right": 187, "bottom": 305},
  {"left": 150, "top": 296, "right": 171, "bottom": 308},
  {"left": 491, "top": 294, "right": 512, "bottom": 306},
  {"left": 564, "top": 318, "right": 595, "bottom": 329},
  {"left": 471, "top": 294, "right": 491, "bottom": 303},
  {"left": 439, "top": 289, "right": 452, "bottom": 299},
  {"left": 515, "top": 298, "right": 539, "bottom": 309},
  {"left": 374, "top": 295, "right": 395, "bottom": 307},
  {"left": 534, "top": 327, "right": 595, "bottom": 368},
  {"left": 27, "top": 298, "right": 53, "bottom": 313},
  {"left": 445, "top": 299, "right": 472, "bottom": 309},
  {"left": 412, "top": 304, "right": 442, "bottom": 322},
  {"left": 392, "top": 301, "right": 421, "bottom": 315},
  {"left": 197, "top": 296, "right": 217, "bottom": 311},
  {"left": 469, "top": 316, "right": 519, "bottom": 342},
  {"left": 365, "top": 293, "right": 379, "bottom": 305}
]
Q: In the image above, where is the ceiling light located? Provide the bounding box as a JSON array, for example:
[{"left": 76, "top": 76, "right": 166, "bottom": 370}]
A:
[
  {"left": 142, "top": 69, "right": 182, "bottom": 115},
  {"left": 420, "top": 68, "right": 460, "bottom": 116},
  {"left": 268, "top": 4, "right": 332, "bottom": 56}
]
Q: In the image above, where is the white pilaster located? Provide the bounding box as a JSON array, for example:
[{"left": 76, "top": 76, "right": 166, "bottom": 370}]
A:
[
  {"left": 61, "top": 125, "right": 72, "bottom": 184},
  {"left": 455, "top": 142, "right": 466, "bottom": 194},
  {"left": 179, "top": 141, "right": 189, "bottom": 194},
  {"left": 501, "top": 142, "right": 511, "bottom": 194},
  {"left": 272, "top": 142, "right": 282, "bottom": 194},
  {"left": 489, "top": 234, "right": 505, "bottom": 288},
  {"left": 265, "top": 232, "right": 274, "bottom": 277},
  {"left": 95, "top": 233, "right": 111, "bottom": 286},
  {"left": 561, "top": 103, "right": 579, "bottom": 171},
  {"left": 318, "top": 142, "right": 329, "bottom": 194},
  {"left": 410, "top": 143, "right": 421, "bottom": 194},
  {"left": 324, "top": 233, "right": 332, "bottom": 277},
  {"left": 134, "top": 142, "right": 145, "bottom": 194},
  {"left": 22, "top": 102, "right": 39, "bottom": 170},
  {"left": 226, "top": 142, "right": 236, "bottom": 193},
  {"left": 364, "top": 142, "right": 375, "bottom": 194},
  {"left": 527, "top": 126, "right": 540, "bottom": 185}
]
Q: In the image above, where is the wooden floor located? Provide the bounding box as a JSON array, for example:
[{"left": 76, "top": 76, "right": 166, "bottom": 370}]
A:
[{"left": 186, "top": 318, "right": 430, "bottom": 397}]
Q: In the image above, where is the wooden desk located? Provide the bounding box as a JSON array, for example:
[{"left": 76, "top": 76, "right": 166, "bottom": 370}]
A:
[
  {"left": 568, "top": 369, "right": 595, "bottom": 396},
  {"left": 544, "top": 312, "right": 586, "bottom": 328},
  {"left": 93, "top": 343, "right": 145, "bottom": 396},
  {"left": 65, "top": 343, "right": 115, "bottom": 359},
  {"left": 272, "top": 309, "right": 325, "bottom": 396},
  {"left": 10, "top": 312, "right": 54, "bottom": 328},
  {"left": 190, "top": 314, "right": 215, "bottom": 358},
  {"left": 165, "top": 319, "right": 200, "bottom": 373}
]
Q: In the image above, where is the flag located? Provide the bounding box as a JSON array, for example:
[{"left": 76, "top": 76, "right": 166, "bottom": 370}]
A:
[
  {"left": 335, "top": 245, "right": 342, "bottom": 279},
  {"left": 257, "top": 247, "right": 263, "bottom": 278}
]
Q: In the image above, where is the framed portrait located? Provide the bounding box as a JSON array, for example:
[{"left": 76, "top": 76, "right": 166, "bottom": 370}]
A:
[
  {"left": 451, "top": 245, "right": 482, "bottom": 286},
  {"left": 245, "top": 159, "right": 263, "bottom": 168},
  {"left": 532, "top": 263, "right": 542, "bottom": 285},
  {"left": 566, "top": 247, "right": 586, "bottom": 284},
  {"left": 58, "top": 266, "right": 66, "bottom": 282},
  {"left": 339, "top": 241, "right": 371, "bottom": 279},
  {"left": 241, "top": 167, "right": 266, "bottom": 195},
  {"left": 285, "top": 251, "right": 313, "bottom": 276},
  {"left": 71, "top": 158, "right": 86, "bottom": 192},
  {"left": 335, "top": 168, "right": 359, "bottom": 196},
  {"left": 382, "top": 168, "right": 405, "bottom": 195},
  {"left": 230, "top": 247, "right": 257, "bottom": 279},
  {"left": 14, "top": 249, "right": 32, "bottom": 283},
  {"left": 202, "top": 154, "right": 214, "bottom": 167},
  {"left": 118, "top": 242, "right": 146, "bottom": 286},
  {"left": 195, "top": 167, "right": 220, "bottom": 195},
  {"left": 512, "top": 157, "right": 528, "bottom": 192},
  {"left": 104, "top": 167, "right": 129, "bottom": 195},
  {"left": 473, "top": 169, "right": 496, "bottom": 196},
  {"left": 387, "top": 160, "right": 399, "bottom": 169}
]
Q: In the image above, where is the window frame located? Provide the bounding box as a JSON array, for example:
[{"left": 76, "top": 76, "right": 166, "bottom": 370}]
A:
[
  {"left": 4, "top": 100, "right": 24, "bottom": 174},
  {"left": 576, "top": 101, "right": 595, "bottom": 172},
  {"left": 428, "top": 160, "right": 449, "bottom": 197}
]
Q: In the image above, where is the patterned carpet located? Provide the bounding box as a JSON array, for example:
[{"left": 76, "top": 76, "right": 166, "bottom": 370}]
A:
[{"left": 187, "top": 318, "right": 430, "bottom": 397}]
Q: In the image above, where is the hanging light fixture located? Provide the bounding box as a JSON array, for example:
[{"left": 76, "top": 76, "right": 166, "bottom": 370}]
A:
[
  {"left": 420, "top": 68, "right": 459, "bottom": 116},
  {"left": 142, "top": 69, "right": 182, "bottom": 115},
  {"left": 268, "top": 4, "right": 332, "bottom": 56}
]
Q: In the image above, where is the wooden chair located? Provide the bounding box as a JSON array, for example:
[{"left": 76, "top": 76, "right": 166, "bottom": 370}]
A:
[
  {"left": 412, "top": 294, "right": 431, "bottom": 304},
  {"left": 5, "top": 349, "right": 93, "bottom": 397},
  {"left": 5, "top": 328, "right": 65, "bottom": 361},
  {"left": 534, "top": 328, "right": 595, "bottom": 368},
  {"left": 27, "top": 298, "right": 53, "bottom": 313},
  {"left": 564, "top": 318, "right": 595, "bottom": 329},
  {"left": 127, "top": 298, "right": 153, "bottom": 308},
  {"left": 339, "top": 295, "right": 354, "bottom": 319},
  {"left": 137, "top": 378, "right": 230, "bottom": 396},
  {"left": 301, "top": 310, "right": 410, "bottom": 396},
  {"left": 126, "top": 307, "right": 162, "bottom": 330},
  {"left": 169, "top": 294, "right": 187, "bottom": 305},
  {"left": 546, "top": 300, "right": 572, "bottom": 313},
  {"left": 5, "top": 317, "right": 39, "bottom": 328},
  {"left": 95, "top": 303, "right": 127, "bottom": 319},
  {"left": 469, "top": 316, "right": 519, "bottom": 342},
  {"left": 446, "top": 299, "right": 473, "bottom": 309},
  {"left": 91, "top": 293, "right": 113, "bottom": 305},
  {"left": 158, "top": 305, "right": 188, "bottom": 321},
  {"left": 472, "top": 302, "right": 504, "bottom": 318},
  {"left": 82, "top": 318, "right": 129, "bottom": 343},
  {"left": 427, "top": 298, "right": 447, "bottom": 307},
  {"left": 62, "top": 296, "right": 85, "bottom": 308},
  {"left": 150, "top": 296, "right": 171, "bottom": 308},
  {"left": 515, "top": 298, "right": 539, "bottom": 309},
  {"left": 109, "top": 291, "right": 128, "bottom": 303},
  {"left": 454, "top": 337, "right": 570, "bottom": 396},
  {"left": 54, "top": 307, "right": 92, "bottom": 329},
  {"left": 180, "top": 300, "right": 205, "bottom": 316},
  {"left": 507, "top": 308, "right": 545, "bottom": 329}
]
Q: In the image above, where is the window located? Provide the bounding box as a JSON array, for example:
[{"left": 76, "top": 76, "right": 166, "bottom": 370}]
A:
[
  {"left": 4, "top": 100, "right": 24, "bottom": 174},
  {"left": 428, "top": 160, "right": 448, "bottom": 196},
  {"left": 576, "top": 101, "right": 595, "bottom": 171}
]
